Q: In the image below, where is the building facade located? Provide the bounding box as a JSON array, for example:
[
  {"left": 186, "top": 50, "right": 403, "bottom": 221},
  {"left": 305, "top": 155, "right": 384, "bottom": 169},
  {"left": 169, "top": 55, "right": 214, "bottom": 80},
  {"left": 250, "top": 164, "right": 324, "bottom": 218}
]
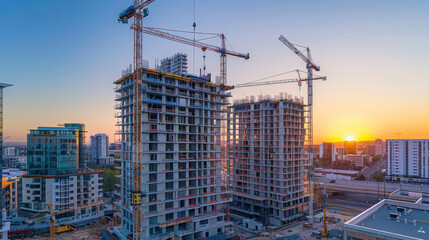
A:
[
  {"left": 0, "top": 83, "right": 12, "bottom": 238},
  {"left": 387, "top": 139, "right": 429, "bottom": 182},
  {"left": 2, "top": 169, "right": 25, "bottom": 217},
  {"left": 114, "top": 68, "right": 230, "bottom": 240},
  {"left": 228, "top": 94, "right": 308, "bottom": 226},
  {"left": 21, "top": 124, "right": 103, "bottom": 222},
  {"left": 90, "top": 133, "right": 114, "bottom": 166},
  {"left": 344, "top": 141, "right": 357, "bottom": 155},
  {"left": 160, "top": 53, "right": 188, "bottom": 75},
  {"left": 319, "top": 142, "right": 335, "bottom": 163}
]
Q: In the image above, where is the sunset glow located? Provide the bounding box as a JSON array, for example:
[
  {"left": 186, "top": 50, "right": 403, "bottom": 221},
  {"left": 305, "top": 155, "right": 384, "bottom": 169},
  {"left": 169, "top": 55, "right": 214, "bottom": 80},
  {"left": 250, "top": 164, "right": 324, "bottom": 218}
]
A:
[{"left": 346, "top": 136, "right": 355, "bottom": 141}]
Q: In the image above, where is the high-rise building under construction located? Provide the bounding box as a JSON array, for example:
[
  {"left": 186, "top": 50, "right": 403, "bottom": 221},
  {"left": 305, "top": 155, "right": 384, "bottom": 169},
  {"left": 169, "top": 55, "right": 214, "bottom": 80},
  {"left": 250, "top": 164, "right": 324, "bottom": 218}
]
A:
[
  {"left": 228, "top": 94, "right": 308, "bottom": 226},
  {"left": 114, "top": 67, "right": 230, "bottom": 239},
  {"left": 160, "top": 53, "right": 188, "bottom": 75}
]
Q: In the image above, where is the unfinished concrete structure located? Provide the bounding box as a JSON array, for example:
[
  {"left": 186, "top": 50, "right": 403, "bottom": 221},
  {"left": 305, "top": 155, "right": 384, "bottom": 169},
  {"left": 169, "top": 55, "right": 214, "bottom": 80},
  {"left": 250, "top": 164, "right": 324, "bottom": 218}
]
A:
[
  {"left": 160, "top": 53, "right": 188, "bottom": 75},
  {"left": 114, "top": 68, "right": 230, "bottom": 240},
  {"left": 228, "top": 94, "right": 308, "bottom": 226}
]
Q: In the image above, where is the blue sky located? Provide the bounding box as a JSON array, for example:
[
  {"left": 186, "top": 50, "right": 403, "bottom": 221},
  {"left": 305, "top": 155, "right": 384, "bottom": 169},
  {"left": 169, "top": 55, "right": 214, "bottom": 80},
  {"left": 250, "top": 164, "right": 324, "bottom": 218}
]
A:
[{"left": 1, "top": 1, "right": 429, "bottom": 142}]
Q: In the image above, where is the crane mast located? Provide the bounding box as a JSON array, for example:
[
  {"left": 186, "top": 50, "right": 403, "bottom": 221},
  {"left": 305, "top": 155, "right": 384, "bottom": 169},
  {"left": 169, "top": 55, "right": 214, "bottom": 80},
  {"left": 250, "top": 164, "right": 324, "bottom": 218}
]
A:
[
  {"left": 132, "top": 1, "right": 143, "bottom": 238},
  {"left": 119, "top": 1, "right": 154, "bottom": 239},
  {"left": 278, "top": 35, "right": 321, "bottom": 225}
]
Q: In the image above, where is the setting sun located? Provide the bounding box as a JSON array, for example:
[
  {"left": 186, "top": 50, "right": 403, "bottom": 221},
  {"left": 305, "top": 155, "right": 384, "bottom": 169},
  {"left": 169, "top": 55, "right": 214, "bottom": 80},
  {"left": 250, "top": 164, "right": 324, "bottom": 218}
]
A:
[{"left": 346, "top": 136, "right": 355, "bottom": 141}]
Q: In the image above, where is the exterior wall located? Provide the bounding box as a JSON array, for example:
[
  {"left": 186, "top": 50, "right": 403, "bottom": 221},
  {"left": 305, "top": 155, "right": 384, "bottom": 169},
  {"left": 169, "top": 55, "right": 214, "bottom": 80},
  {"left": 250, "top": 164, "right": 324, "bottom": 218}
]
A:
[
  {"left": 321, "top": 142, "right": 335, "bottom": 163},
  {"left": 114, "top": 68, "right": 229, "bottom": 240},
  {"left": 22, "top": 123, "right": 103, "bottom": 221},
  {"left": 20, "top": 172, "right": 103, "bottom": 219},
  {"left": 344, "top": 141, "right": 357, "bottom": 155},
  {"left": 90, "top": 134, "right": 110, "bottom": 166},
  {"left": 160, "top": 53, "right": 188, "bottom": 75},
  {"left": 229, "top": 97, "right": 308, "bottom": 226},
  {"left": 2, "top": 176, "right": 17, "bottom": 215},
  {"left": 0, "top": 83, "right": 12, "bottom": 228},
  {"left": 27, "top": 125, "right": 85, "bottom": 175},
  {"left": 387, "top": 139, "right": 429, "bottom": 181}
]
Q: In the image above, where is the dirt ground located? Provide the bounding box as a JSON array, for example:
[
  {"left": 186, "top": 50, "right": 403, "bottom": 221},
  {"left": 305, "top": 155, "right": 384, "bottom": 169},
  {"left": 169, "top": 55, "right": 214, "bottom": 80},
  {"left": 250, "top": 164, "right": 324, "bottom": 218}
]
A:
[
  {"left": 242, "top": 207, "right": 358, "bottom": 240},
  {"left": 24, "top": 219, "right": 116, "bottom": 240}
]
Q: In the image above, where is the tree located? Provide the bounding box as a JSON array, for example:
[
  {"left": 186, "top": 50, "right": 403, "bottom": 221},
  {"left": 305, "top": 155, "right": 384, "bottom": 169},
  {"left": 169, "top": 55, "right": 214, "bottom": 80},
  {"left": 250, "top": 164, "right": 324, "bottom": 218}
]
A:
[
  {"left": 357, "top": 174, "right": 366, "bottom": 181},
  {"left": 91, "top": 165, "right": 120, "bottom": 192},
  {"left": 371, "top": 172, "right": 385, "bottom": 182}
]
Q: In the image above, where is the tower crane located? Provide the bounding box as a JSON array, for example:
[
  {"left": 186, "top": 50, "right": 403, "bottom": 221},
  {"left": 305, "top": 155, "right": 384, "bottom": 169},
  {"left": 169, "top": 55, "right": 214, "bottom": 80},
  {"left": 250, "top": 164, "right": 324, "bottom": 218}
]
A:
[
  {"left": 118, "top": 1, "right": 155, "bottom": 239},
  {"left": 140, "top": 26, "right": 249, "bottom": 86},
  {"left": 278, "top": 35, "right": 322, "bottom": 224},
  {"left": 229, "top": 76, "right": 326, "bottom": 89}
]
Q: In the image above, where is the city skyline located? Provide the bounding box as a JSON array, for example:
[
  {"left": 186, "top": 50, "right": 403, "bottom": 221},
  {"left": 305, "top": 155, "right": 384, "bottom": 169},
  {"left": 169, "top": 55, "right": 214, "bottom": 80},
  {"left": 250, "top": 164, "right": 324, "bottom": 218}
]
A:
[{"left": 1, "top": 0, "right": 429, "bottom": 143}]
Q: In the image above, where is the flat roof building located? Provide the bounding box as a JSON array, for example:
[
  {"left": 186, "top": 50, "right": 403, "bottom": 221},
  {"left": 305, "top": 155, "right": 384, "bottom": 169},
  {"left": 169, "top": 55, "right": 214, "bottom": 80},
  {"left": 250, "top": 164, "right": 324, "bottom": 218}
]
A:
[
  {"left": 21, "top": 124, "right": 103, "bottom": 223},
  {"left": 387, "top": 139, "right": 429, "bottom": 183},
  {"left": 228, "top": 94, "right": 308, "bottom": 226},
  {"left": 345, "top": 199, "right": 429, "bottom": 240}
]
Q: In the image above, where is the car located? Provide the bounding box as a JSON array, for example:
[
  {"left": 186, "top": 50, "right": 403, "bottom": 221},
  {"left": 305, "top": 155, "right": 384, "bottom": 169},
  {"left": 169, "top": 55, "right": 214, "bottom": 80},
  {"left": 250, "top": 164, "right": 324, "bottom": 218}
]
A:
[{"left": 329, "top": 180, "right": 336, "bottom": 183}]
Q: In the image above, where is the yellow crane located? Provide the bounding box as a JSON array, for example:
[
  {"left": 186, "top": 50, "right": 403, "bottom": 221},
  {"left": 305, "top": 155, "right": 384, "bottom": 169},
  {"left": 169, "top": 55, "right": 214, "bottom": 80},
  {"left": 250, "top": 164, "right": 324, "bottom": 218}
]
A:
[
  {"left": 118, "top": 1, "right": 155, "bottom": 239},
  {"left": 26, "top": 201, "right": 103, "bottom": 240}
]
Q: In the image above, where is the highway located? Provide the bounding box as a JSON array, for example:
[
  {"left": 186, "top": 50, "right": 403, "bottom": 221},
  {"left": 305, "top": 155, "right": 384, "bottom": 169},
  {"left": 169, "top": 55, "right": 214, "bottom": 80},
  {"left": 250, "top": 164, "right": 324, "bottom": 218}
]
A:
[{"left": 315, "top": 178, "right": 429, "bottom": 196}]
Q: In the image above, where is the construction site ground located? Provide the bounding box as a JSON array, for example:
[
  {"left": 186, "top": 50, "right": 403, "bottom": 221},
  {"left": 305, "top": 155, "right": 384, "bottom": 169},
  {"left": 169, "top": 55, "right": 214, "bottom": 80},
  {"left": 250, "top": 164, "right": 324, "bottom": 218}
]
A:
[
  {"left": 23, "top": 220, "right": 116, "bottom": 240},
  {"left": 239, "top": 207, "right": 359, "bottom": 240}
]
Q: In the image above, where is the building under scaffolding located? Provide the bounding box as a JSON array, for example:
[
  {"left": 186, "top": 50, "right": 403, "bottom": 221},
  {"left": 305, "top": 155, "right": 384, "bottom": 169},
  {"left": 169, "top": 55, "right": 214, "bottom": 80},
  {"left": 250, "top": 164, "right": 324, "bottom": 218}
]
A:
[
  {"left": 113, "top": 68, "right": 231, "bottom": 240},
  {"left": 228, "top": 94, "right": 309, "bottom": 226}
]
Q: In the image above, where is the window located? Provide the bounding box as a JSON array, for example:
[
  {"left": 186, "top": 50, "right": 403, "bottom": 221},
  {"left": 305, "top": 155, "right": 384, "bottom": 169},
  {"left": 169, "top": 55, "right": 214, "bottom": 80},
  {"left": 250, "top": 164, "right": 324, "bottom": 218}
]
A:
[
  {"left": 148, "top": 194, "right": 157, "bottom": 202},
  {"left": 165, "top": 192, "right": 173, "bottom": 200},
  {"left": 149, "top": 174, "right": 157, "bottom": 182},
  {"left": 149, "top": 163, "right": 157, "bottom": 172},
  {"left": 165, "top": 202, "right": 174, "bottom": 209},
  {"left": 165, "top": 182, "right": 173, "bottom": 190},
  {"left": 166, "top": 213, "right": 174, "bottom": 221},
  {"left": 149, "top": 184, "right": 157, "bottom": 192},
  {"left": 165, "top": 172, "right": 173, "bottom": 180},
  {"left": 149, "top": 204, "right": 157, "bottom": 212}
]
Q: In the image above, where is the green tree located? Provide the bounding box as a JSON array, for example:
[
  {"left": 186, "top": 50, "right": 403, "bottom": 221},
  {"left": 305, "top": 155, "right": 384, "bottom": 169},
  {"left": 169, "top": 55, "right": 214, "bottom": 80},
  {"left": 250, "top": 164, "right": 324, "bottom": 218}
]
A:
[
  {"left": 357, "top": 174, "right": 366, "bottom": 181},
  {"left": 91, "top": 165, "right": 120, "bottom": 192},
  {"left": 371, "top": 172, "right": 385, "bottom": 182}
]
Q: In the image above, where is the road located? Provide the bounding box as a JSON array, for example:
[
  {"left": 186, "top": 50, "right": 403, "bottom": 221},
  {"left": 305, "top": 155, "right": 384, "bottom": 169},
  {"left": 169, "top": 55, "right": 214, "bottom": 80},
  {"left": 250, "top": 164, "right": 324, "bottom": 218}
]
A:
[
  {"left": 315, "top": 177, "right": 429, "bottom": 196},
  {"left": 361, "top": 158, "right": 387, "bottom": 180}
]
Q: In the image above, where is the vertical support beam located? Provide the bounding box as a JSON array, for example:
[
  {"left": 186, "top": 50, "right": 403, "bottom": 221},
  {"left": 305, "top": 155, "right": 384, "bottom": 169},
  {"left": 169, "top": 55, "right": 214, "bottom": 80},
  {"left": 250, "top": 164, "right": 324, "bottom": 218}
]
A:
[
  {"left": 220, "top": 34, "right": 227, "bottom": 85},
  {"left": 307, "top": 48, "right": 314, "bottom": 225},
  {"left": 132, "top": 0, "right": 143, "bottom": 239}
]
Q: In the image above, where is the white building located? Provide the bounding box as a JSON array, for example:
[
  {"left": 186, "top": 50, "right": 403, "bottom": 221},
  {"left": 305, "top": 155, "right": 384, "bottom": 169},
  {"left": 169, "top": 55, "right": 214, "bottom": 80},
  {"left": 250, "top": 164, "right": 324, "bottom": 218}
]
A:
[
  {"left": 160, "top": 53, "right": 188, "bottom": 75},
  {"left": 345, "top": 154, "right": 372, "bottom": 168},
  {"left": 20, "top": 169, "right": 104, "bottom": 219},
  {"left": 387, "top": 139, "right": 429, "bottom": 182}
]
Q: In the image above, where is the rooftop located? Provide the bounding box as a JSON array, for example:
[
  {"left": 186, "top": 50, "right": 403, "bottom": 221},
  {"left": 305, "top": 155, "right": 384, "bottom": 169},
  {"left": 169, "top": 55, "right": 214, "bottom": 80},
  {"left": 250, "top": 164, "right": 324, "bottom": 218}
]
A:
[
  {"left": 346, "top": 199, "right": 429, "bottom": 240},
  {"left": 0, "top": 83, "right": 12, "bottom": 88}
]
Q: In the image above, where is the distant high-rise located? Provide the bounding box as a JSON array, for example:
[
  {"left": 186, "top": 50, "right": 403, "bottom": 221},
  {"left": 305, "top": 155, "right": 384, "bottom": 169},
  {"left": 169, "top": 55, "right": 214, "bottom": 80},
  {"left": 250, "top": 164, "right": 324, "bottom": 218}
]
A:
[
  {"left": 0, "top": 83, "right": 11, "bottom": 236},
  {"left": 160, "top": 53, "right": 188, "bottom": 75},
  {"left": 21, "top": 123, "right": 103, "bottom": 223},
  {"left": 90, "top": 133, "right": 113, "bottom": 166},
  {"left": 344, "top": 140, "right": 357, "bottom": 155},
  {"left": 320, "top": 142, "right": 335, "bottom": 163},
  {"left": 228, "top": 94, "right": 308, "bottom": 226},
  {"left": 387, "top": 139, "right": 429, "bottom": 182}
]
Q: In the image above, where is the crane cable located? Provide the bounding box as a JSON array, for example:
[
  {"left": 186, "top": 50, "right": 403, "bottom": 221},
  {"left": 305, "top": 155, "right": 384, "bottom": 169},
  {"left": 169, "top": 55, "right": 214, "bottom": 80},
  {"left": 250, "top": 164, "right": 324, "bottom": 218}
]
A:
[{"left": 193, "top": 0, "right": 196, "bottom": 75}]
